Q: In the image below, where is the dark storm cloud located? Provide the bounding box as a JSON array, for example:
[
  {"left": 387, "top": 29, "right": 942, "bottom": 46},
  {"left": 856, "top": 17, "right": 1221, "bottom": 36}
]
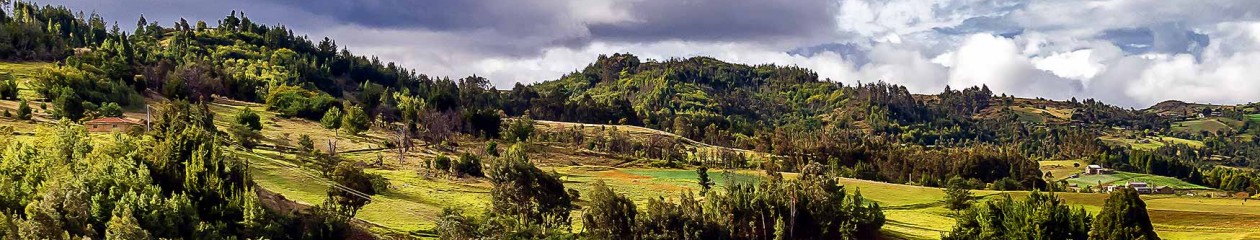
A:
[
  {"left": 259, "top": 0, "right": 840, "bottom": 44},
  {"left": 254, "top": 0, "right": 569, "bottom": 35},
  {"left": 33, "top": 0, "right": 335, "bottom": 29},
  {"left": 588, "top": 0, "right": 838, "bottom": 42},
  {"left": 39, "top": 0, "right": 842, "bottom": 49}
]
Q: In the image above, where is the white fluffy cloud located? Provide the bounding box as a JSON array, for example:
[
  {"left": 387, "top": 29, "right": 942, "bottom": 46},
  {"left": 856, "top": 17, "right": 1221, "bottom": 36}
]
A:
[
  {"left": 939, "top": 34, "right": 1081, "bottom": 99},
  {"left": 1111, "top": 22, "right": 1260, "bottom": 105},
  {"left": 1033, "top": 50, "right": 1103, "bottom": 81}
]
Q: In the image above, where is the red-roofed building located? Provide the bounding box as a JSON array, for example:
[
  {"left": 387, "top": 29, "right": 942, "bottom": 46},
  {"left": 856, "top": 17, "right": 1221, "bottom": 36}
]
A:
[{"left": 85, "top": 117, "right": 144, "bottom": 133}]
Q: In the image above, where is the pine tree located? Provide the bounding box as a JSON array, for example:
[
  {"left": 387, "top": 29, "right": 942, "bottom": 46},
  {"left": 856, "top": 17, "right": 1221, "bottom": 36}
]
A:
[
  {"left": 105, "top": 208, "right": 151, "bottom": 240},
  {"left": 16, "top": 99, "right": 31, "bottom": 120},
  {"left": 1090, "top": 188, "right": 1159, "bottom": 240},
  {"left": 340, "top": 104, "right": 369, "bottom": 135},
  {"left": 697, "top": 166, "right": 713, "bottom": 195},
  {"left": 298, "top": 134, "right": 315, "bottom": 153},
  {"left": 234, "top": 107, "right": 262, "bottom": 131},
  {"left": 320, "top": 107, "right": 342, "bottom": 129},
  {"left": 944, "top": 177, "right": 974, "bottom": 211},
  {"left": 98, "top": 102, "right": 123, "bottom": 117}
]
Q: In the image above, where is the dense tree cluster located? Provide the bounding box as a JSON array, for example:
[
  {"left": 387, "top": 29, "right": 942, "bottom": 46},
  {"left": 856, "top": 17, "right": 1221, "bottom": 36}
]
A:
[
  {"left": 16, "top": 4, "right": 505, "bottom": 149},
  {"left": 0, "top": 101, "right": 376, "bottom": 239},
  {"left": 434, "top": 144, "right": 575, "bottom": 238},
  {"left": 437, "top": 157, "right": 885, "bottom": 240},
  {"left": 1090, "top": 188, "right": 1159, "bottom": 240},
  {"left": 945, "top": 188, "right": 1160, "bottom": 240},
  {"left": 1, "top": 2, "right": 106, "bottom": 61},
  {"left": 1092, "top": 144, "right": 1260, "bottom": 193},
  {"left": 944, "top": 177, "right": 975, "bottom": 211},
  {"left": 944, "top": 191, "right": 1093, "bottom": 240}
]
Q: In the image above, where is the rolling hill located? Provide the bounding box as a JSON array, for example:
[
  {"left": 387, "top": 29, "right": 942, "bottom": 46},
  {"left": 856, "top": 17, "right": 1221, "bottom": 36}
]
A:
[{"left": 2, "top": 2, "right": 1260, "bottom": 239}]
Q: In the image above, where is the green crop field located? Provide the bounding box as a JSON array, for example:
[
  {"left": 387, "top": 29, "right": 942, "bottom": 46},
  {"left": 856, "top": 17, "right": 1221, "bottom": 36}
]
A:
[
  {"left": 1172, "top": 118, "right": 1240, "bottom": 135},
  {"left": 1067, "top": 171, "right": 1210, "bottom": 190},
  {"left": 553, "top": 167, "right": 768, "bottom": 205},
  {"left": 619, "top": 168, "right": 763, "bottom": 186}
]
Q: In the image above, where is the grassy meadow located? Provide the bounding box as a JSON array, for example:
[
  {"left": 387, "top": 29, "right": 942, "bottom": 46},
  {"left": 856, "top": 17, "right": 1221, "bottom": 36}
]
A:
[
  {"left": 1067, "top": 171, "right": 1211, "bottom": 190},
  {"left": 0, "top": 85, "right": 1254, "bottom": 239}
]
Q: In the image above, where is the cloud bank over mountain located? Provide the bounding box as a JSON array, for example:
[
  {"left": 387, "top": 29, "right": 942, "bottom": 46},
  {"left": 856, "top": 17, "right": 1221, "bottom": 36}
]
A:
[{"left": 45, "top": 0, "right": 1260, "bottom": 107}]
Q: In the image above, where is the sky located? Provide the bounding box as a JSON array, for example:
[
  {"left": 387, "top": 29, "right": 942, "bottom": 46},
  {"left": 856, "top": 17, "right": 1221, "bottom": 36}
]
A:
[{"left": 38, "top": 0, "right": 1260, "bottom": 108}]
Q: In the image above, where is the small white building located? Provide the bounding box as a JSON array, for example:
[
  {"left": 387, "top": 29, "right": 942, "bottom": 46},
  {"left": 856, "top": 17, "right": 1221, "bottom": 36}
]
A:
[
  {"left": 1085, "top": 165, "right": 1114, "bottom": 175},
  {"left": 1086, "top": 165, "right": 1101, "bottom": 174}
]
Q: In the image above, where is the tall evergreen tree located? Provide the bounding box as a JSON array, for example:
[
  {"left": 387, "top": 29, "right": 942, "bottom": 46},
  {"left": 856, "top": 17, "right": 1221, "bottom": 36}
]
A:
[
  {"left": 340, "top": 104, "right": 369, "bottom": 135},
  {"left": 320, "top": 107, "right": 342, "bottom": 129},
  {"left": 945, "top": 176, "right": 974, "bottom": 211},
  {"left": 1089, "top": 188, "right": 1159, "bottom": 240},
  {"left": 696, "top": 166, "right": 712, "bottom": 195}
]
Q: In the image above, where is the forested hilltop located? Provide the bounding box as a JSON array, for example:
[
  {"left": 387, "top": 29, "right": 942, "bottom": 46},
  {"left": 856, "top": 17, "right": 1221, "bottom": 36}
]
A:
[{"left": 2, "top": 1, "right": 1259, "bottom": 239}]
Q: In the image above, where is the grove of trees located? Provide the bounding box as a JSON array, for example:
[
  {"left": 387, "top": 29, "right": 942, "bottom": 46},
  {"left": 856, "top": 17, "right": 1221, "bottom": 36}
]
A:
[{"left": 0, "top": 101, "right": 379, "bottom": 239}]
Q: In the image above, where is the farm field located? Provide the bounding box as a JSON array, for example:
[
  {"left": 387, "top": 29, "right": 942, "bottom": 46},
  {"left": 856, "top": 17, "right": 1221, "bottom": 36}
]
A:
[
  {"left": 1099, "top": 135, "right": 1205, "bottom": 150},
  {"left": 1007, "top": 105, "right": 1073, "bottom": 124},
  {"left": 1172, "top": 117, "right": 1242, "bottom": 135},
  {"left": 1067, "top": 171, "right": 1211, "bottom": 190}
]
